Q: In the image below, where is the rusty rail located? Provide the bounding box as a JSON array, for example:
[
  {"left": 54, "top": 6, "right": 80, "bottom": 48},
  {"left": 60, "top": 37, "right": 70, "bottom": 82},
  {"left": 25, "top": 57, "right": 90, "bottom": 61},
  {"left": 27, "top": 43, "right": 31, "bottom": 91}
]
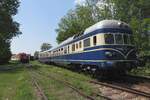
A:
[
  {"left": 90, "top": 80, "right": 150, "bottom": 98},
  {"left": 29, "top": 71, "right": 48, "bottom": 100},
  {"left": 36, "top": 70, "right": 111, "bottom": 100}
]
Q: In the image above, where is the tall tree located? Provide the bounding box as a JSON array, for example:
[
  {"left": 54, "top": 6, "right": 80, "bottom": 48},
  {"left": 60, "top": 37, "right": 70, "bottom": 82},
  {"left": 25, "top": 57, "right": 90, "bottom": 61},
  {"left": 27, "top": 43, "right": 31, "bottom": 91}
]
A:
[
  {"left": 56, "top": 5, "right": 96, "bottom": 43},
  {"left": 41, "top": 43, "right": 52, "bottom": 51},
  {"left": 0, "top": 0, "right": 21, "bottom": 40},
  {"left": 0, "top": 0, "right": 21, "bottom": 64},
  {"left": 0, "top": 40, "right": 11, "bottom": 64}
]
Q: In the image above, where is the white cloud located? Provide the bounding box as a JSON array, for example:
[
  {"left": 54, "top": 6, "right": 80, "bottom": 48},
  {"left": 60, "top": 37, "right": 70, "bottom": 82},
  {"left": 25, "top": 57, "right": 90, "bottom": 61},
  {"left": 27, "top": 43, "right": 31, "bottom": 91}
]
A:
[{"left": 74, "top": 0, "right": 86, "bottom": 5}]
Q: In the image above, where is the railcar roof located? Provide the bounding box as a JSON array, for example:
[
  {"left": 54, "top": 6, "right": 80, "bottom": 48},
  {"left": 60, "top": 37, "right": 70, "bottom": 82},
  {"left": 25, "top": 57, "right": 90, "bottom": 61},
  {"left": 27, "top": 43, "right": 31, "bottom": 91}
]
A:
[
  {"left": 84, "top": 20, "right": 131, "bottom": 35},
  {"left": 57, "top": 37, "right": 74, "bottom": 47},
  {"left": 40, "top": 49, "right": 52, "bottom": 53}
]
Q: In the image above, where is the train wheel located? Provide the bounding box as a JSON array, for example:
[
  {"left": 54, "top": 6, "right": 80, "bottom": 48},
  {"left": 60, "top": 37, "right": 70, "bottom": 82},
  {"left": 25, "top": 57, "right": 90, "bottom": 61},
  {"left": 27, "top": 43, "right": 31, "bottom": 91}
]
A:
[
  {"left": 77, "top": 65, "right": 82, "bottom": 73},
  {"left": 91, "top": 66, "right": 104, "bottom": 78},
  {"left": 70, "top": 64, "right": 81, "bottom": 72},
  {"left": 86, "top": 65, "right": 91, "bottom": 74},
  {"left": 75, "top": 64, "right": 81, "bottom": 72},
  {"left": 90, "top": 66, "right": 97, "bottom": 77}
]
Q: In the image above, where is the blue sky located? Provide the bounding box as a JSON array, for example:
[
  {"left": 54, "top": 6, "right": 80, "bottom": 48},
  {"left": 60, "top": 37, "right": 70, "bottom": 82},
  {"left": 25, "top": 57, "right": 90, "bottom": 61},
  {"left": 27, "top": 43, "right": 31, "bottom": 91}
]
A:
[{"left": 11, "top": 0, "right": 84, "bottom": 55}]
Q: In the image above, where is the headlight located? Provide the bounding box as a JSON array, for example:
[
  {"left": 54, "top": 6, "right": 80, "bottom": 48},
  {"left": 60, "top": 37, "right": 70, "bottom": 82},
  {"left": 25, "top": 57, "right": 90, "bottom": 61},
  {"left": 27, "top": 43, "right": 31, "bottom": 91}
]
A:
[{"left": 105, "top": 51, "right": 113, "bottom": 57}]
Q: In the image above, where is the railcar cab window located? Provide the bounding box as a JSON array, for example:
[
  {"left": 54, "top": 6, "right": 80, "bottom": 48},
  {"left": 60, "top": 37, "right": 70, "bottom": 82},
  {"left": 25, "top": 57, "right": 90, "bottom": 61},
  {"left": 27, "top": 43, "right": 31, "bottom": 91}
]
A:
[
  {"left": 124, "top": 34, "right": 133, "bottom": 44},
  {"left": 84, "top": 38, "right": 90, "bottom": 47},
  {"left": 104, "top": 34, "right": 114, "bottom": 44},
  {"left": 123, "top": 34, "right": 128, "bottom": 44},
  {"left": 115, "top": 34, "right": 123, "bottom": 44}
]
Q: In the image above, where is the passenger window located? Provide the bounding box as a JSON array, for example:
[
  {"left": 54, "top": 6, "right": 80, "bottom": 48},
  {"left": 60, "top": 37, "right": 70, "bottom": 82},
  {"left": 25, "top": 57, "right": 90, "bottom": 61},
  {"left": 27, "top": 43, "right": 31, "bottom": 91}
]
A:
[
  {"left": 84, "top": 38, "right": 90, "bottom": 47},
  {"left": 72, "top": 44, "right": 75, "bottom": 51},
  {"left": 64, "top": 47, "right": 67, "bottom": 54},
  {"left": 104, "top": 34, "right": 114, "bottom": 44},
  {"left": 76, "top": 43, "right": 78, "bottom": 49},
  {"left": 115, "top": 34, "right": 123, "bottom": 44},
  {"left": 79, "top": 41, "right": 82, "bottom": 48},
  {"left": 68, "top": 46, "right": 70, "bottom": 53},
  {"left": 123, "top": 34, "right": 128, "bottom": 44},
  {"left": 93, "top": 36, "right": 97, "bottom": 45}
]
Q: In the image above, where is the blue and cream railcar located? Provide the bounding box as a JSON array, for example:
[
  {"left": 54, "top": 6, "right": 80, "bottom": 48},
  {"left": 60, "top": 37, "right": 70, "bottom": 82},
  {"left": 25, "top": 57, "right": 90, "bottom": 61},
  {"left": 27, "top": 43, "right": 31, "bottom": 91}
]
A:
[{"left": 39, "top": 20, "right": 138, "bottom": 74}]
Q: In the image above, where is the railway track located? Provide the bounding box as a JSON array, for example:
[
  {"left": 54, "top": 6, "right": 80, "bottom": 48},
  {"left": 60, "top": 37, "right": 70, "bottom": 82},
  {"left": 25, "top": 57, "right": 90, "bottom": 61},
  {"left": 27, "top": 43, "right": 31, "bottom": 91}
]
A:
[
  {"left": 126, "top": 74, "right": 150, "bottom": 82},
  {"left": 105, "top": 74, "right": 150, "bottom": 94},
  {"left": 117, "top": 74, "right": 150, "bottom": 94},
  {"left": 28, "top": 70, "right": 48, "bottom": 100},
  {"left": 34, "top": 69, "right": 150, "bottom": 99},
  {"left": 90, "top": 80, "right": 150, "bottom": 99},
  {"left": 39, "top": 68, "right": 150, "bottom": 99},
  {"left": 34, "top": 70, "right": 111, "bottom": 100}
]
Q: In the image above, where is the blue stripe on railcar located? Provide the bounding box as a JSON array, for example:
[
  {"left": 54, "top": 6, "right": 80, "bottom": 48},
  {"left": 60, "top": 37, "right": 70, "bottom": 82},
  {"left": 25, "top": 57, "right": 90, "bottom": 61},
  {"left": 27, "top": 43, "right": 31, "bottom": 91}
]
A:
[
  {"left": 49, "top": 49, "right": 136, "bottom": 69},
  {"left": 51, "top": 49, "right": 135, "bottom": 62},
  {"left": 84, "top": 45, "right": 135, "bottom": 55}
]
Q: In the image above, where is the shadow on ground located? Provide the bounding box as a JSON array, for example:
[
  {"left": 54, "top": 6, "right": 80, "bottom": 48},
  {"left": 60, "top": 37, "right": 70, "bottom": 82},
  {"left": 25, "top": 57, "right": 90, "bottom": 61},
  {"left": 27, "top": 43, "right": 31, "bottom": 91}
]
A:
[{"left": 0, "top": 62, "right": 41, "bottom": 73}]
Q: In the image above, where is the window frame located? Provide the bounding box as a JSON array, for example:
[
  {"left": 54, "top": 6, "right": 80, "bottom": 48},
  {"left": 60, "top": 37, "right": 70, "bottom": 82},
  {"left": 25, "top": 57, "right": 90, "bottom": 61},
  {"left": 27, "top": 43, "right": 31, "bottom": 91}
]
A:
[
  {"left": 72, "top": 44, "right": 75, "bottom": 51},
  {"left": 83, "top": 38, "right": 91, "bottom": 48},
  {"left": 93, "top": 35, "right": 97, "bottom": 46},
  {"left": 68, "top": 45, "right": 70, "bottom": 54},
  {"left": 76, "top": 43, "right": 78, "bottom": 49},
  {"left": 64, "top": 47, "right": 67, "bottom": 54},
  {"left": 115, "top": 33, "right": 124, "bottom": 44},
  {"left": 104, "top": 33, "right": 115, "bottom": 44},
  {"left": 79, "top": 41, "right": 82, "bottom": 48},
  {"left": 123, "top": 34, "right": 128, "bottom": 44}
]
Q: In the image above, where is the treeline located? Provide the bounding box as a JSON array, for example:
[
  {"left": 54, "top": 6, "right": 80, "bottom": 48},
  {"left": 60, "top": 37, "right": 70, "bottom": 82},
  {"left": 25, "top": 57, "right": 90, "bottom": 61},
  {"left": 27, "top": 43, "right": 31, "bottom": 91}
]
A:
[
  {"left": 56, "top": 0, "right": 150, "bottom": 56},
  {"left": 0, "top": 0, "right": 21, "bottom": 64}
]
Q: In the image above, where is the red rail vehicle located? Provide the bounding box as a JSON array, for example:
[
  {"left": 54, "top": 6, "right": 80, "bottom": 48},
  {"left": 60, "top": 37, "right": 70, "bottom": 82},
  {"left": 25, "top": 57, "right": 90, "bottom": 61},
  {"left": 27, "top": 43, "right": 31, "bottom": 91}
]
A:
[{"left": 18, "top": 53, "right": 30, "bottom": 63}]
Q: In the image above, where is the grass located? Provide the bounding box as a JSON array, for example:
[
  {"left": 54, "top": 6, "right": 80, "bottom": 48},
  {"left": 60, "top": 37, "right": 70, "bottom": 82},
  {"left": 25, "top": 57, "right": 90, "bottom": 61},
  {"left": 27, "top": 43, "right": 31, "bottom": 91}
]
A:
[{"left": 0, "top": 62, "right": 36, "bottom": 100}]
